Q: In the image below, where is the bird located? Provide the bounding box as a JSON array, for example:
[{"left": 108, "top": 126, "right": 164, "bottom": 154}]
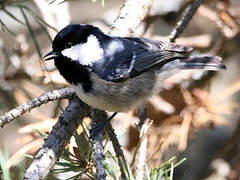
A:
[{"left": 44, "top": 24, "right": 226, "bottom": 112}]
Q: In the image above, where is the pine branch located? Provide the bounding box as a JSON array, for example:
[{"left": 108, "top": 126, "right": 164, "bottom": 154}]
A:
[
  {"left": 90, "top": 109, "right": 108, "bottom": 180},
  {"left": 0, "top": 88, "right": 75, "bottom": 128},
  {"left": 23, "top": 97, "right": 90, "bottom": 180}
]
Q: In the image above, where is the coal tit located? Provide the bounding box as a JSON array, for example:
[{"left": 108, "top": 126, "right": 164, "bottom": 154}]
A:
[{"left": 44, "top": 24, "right": 226, "bottom": 112}]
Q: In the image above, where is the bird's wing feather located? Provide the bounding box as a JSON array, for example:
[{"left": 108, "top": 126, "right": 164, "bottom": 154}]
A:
[{"left": 93, "top": 37, "right": 192, "bottom": 82}]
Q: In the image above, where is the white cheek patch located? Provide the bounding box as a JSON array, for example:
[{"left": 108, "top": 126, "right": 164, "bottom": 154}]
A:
[{"left": 61, "top": 35, "right": 104, "bottom": 65}]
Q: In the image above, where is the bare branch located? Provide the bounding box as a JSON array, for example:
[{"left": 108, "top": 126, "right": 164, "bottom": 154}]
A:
[
  {"left": 169, "top": 0, "right": 205, "bottom": 42},
  {"left": 135, "top": 120, "right": 151, "bottom": 180},
  {"left": 0, "top": 88, "right": 75, "bottom": 128},
  {"left": 23, "top": 97, "right": 90, "bottom": 180},
  {"left": 109, "top": 0, "right": 152, "bottom": 36},
  {"left": 132, "top": 104, "right": 150, "bottom": 180}
]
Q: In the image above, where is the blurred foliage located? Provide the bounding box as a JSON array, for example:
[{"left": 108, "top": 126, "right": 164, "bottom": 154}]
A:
[{"left": 0, "top": 149, "right": 11, "bottom": 180}]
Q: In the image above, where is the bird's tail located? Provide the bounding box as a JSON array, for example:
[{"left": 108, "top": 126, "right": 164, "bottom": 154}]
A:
[{"left": 162, "top": 56, "right": 226, "bottom": 71}]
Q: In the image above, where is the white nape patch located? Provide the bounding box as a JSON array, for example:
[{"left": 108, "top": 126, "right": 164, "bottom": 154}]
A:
[
  {"left": 106, "top": 40, "right": 124, "bottom": 57},
  {"left": 61, "top": 35, "right": 104, "bottom": 65}
]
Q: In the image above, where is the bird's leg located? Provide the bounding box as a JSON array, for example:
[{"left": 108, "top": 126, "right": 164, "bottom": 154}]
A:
[
  {"left": 137, "top": 103, "right": 148, "bottom": 126},
  {"left": 108, "top": 112, "right": 118, "bottom": 121},
  {"left": 90, "top": 111, "right": 118, "bottom": 138}
]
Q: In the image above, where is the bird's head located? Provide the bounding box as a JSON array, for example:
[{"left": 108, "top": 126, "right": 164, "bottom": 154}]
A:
[{"left": 44, "top": 24, "right": 105, "bottom": 66}]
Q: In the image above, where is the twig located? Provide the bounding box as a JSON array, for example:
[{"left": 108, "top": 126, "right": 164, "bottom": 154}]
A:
[
  {"left": 169, "top": 0, "right": 205, "bottom": 42},
  {"left": 23, "top": 97, "right": 90, "bottom": 180},
  {"left": 152, "top": 0, "right": 209, "bottom": 90},
  {"left": 146, "top": 141, "right": 164, "bottom": 162},
  {"left": 135, "top": 121, "right": 151, "bottom": 180},
  {"left": 134, "top": 104, "right": 151, "bottom": 180},
  {"left": 109, "top": 0, "right": 152, "bottom": 36},
  {"left": 0, "top": 87, "right": 75, "bottom": 128},
  {"left": 178, "top": 111, "right": 192, "bottom": 151},
  {"left": 90, "top": 109, "right": 107, "bottom": 180},
  {"left": 105, "top": 122, "right": 129, "bottom": 179}
]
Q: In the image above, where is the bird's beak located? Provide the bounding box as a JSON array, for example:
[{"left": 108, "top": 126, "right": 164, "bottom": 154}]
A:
[{"left": 44, "top": 51, "right": 60, "bottom": 61}]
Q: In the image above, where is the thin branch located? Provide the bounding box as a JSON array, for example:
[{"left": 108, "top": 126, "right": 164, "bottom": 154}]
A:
[
  {"left": 169, "top": 0, "right": 205, "bottom": 42},
  {"left": 151, "top": 0, "right": 208, "bottom": 90},
  {"left": 90, "top": 109, "right": 107, "bottom": 180},
  {"left": 23, "top": 97, "right": 90, "bottom": 180},
  {"left": 133, "top": 104, "right": 151, "bottom": 180},
  {"left": 105, "top": 122, "right": 129, "bottom": 179},
  {"left": 135, "top": 120, "right": 151, "bottom": 180},
  {"left": 0, "top": 87, "right": 75, "bottom": 128}
]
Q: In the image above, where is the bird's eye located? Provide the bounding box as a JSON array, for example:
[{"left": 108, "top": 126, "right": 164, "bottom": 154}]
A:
[{"left": 65, "top": 42, "right": 72, "bottom": 49}]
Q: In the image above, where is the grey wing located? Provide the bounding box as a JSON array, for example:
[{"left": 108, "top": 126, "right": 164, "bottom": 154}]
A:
[
  {"left": 97, "top": 37, "right": 193, "bottom": 82},
  {"left": 131, "top": 37, "right": 193, "bottom": 72}
]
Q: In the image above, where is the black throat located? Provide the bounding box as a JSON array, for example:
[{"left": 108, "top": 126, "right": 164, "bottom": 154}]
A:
[{"left": 54, "top": 56, "right": 92, "bottom": 92}]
